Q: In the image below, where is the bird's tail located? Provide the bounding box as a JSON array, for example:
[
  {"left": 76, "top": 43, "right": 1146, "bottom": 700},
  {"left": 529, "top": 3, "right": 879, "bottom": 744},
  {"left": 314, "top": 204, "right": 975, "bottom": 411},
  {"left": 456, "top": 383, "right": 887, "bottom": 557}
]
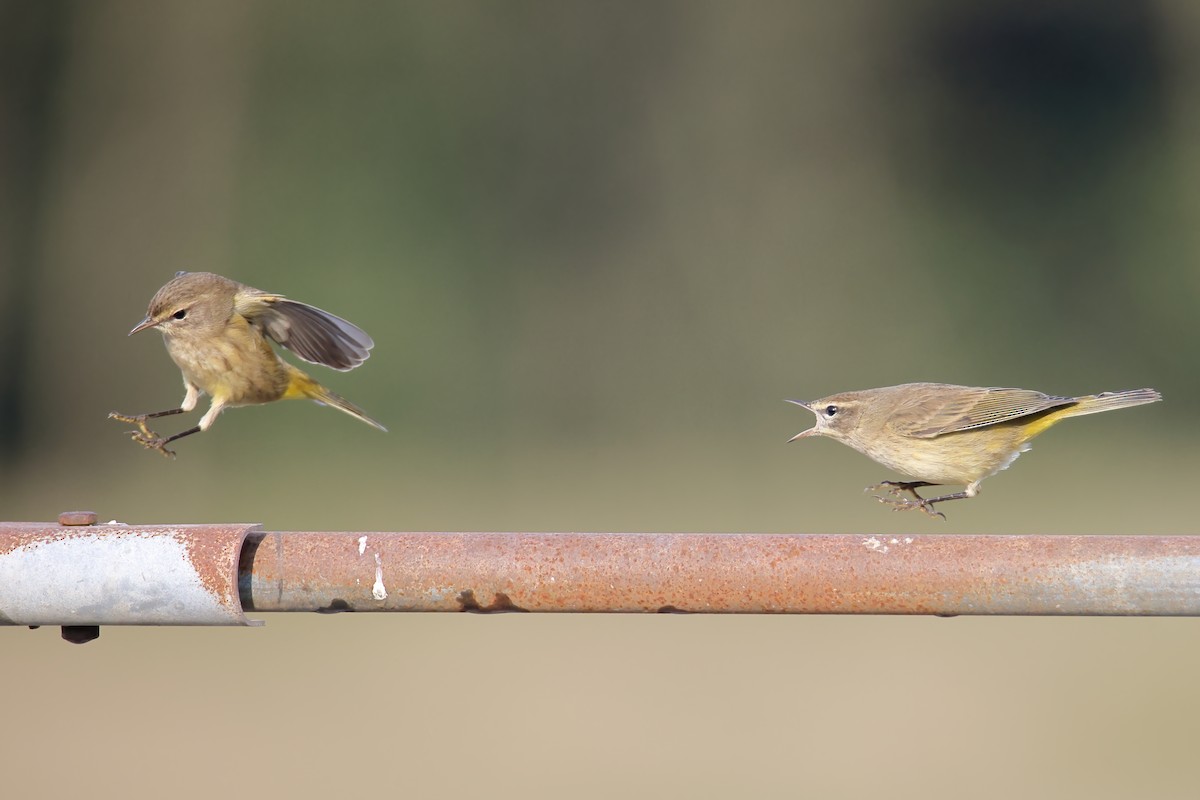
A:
[
  {"left": 1061, "top": 388, "right": 1162, "bottom": 419},
  {"left": 287, "top": 369, "right": 388, "bottom": 432}
]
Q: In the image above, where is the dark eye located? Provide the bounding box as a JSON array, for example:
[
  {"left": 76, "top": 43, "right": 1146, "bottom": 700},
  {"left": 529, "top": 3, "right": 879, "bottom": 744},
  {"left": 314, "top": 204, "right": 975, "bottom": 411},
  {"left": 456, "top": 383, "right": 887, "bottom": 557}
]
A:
[
  {"left": 173, "top": 309, "right": 187, "bottom": 320},
  {"left": 824, "top": 405, "right": 838, "bottom": 417}
]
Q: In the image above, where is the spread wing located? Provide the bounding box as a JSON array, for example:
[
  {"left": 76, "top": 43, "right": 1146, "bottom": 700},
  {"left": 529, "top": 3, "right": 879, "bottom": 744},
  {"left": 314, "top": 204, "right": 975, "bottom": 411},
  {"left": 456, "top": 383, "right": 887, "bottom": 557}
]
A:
[
  {"left": 889, "top": 386, "right": 1077, "bottom": 438},
  {"left": 236, "top": 291, "right": 374, "bottom": 371}
]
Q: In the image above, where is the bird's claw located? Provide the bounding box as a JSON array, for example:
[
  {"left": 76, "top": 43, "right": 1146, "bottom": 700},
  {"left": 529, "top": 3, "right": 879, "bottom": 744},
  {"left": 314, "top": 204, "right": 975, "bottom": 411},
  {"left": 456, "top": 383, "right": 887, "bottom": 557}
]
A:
[
  {"left": 110, "top": 412, "right": 175, "bottom": 458},
  {"left": 128, "top": 430, "right": 176, "bottom": 459},
  {"left": 865, "top": 481, "right": 947, "bottom": 520},
  {"left": 872, "top": 494, "right": 946, "bottom": 521},
  {"left": 865, "top": 480, "right": 927, "bottom": 498},
  {"left": 109, "top": 411, "right": 155, "bottom": 439}
]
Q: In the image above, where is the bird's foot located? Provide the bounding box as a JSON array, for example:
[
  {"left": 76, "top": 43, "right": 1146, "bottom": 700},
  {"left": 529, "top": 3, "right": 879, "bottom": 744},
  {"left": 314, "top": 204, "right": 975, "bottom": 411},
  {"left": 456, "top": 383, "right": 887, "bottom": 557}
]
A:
[
  {"left": 109, "top": 411, "right": 155, "bottom": 439},
  {"left": 866, "top": 481, "right": 931, "bottom": 501},
  {"left": 873, "top": 494, "right": 946, "bottom": 521},
  {"left": 129, "top": 430, "right": 176, "bottom": 459},
  {"left": 110, "top": 412, "right": 176, "bottom": 458},
  {"left": 865, "top": 481, "right": 946, "bottom": 520}
]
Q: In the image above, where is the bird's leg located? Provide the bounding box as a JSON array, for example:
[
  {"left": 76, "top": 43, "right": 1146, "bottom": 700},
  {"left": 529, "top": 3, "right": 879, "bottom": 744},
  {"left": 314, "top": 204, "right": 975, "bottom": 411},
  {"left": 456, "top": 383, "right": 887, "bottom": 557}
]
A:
[
  {"left": 866, "top": 481, "right": 962, "bottom": 521},
  {"left": 110, "top": 407, "right": 185, "bottom": 427},
  {"left": 108, "top": 408, "right": 191, "bottom": 458},
  {"left": 109, "top": 407, "right": 185, "bottom": 439},
  {"left": 127, "top": 395, "right": 221, "bottom": 458},
  {"left": 109, "top": 384, "right": 205, "bottom": 458},
  {"left": 136, "top": 425, "right": 203, "bottom": 459},
  {"left": 138, "top": 425, "right": 202, "bottom": 459},
  {"left": 128, "top": 424, "right": 202, "bottom": 460}
]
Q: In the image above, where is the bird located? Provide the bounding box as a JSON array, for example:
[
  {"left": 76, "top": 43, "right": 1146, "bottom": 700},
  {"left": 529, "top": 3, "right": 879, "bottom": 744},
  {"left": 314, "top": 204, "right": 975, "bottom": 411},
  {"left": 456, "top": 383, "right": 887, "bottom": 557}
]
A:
[
  {"left": 110, "top": 271, "right": 385, "bottom": 457},
  {"left": 787, "top": 382, "right": 1161, "bottom": 519}
]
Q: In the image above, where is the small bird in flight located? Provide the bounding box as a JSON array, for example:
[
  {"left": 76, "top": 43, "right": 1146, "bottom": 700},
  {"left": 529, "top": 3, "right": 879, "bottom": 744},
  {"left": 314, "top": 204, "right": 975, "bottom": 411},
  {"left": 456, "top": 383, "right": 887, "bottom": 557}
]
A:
[{"left": 110, "top": 271, "right": 386, "bottom": 457}]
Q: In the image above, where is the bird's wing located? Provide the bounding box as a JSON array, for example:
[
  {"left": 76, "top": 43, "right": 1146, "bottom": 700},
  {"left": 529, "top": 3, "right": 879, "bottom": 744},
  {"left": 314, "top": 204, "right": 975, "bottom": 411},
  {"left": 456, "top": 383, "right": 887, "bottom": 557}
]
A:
[
  {"left": 890, "top": 386, "right": 1076, "bottom": 438},
  {"left": 236, "top": 290, "right": 374, "bottom": 371}
]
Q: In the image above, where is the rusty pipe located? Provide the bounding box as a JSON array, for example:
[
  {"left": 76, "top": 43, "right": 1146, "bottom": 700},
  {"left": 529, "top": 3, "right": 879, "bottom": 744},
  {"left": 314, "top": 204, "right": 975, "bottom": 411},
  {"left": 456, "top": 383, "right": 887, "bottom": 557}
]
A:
[
  {"left": 5, "top": 520, "right": 1200, "bottom": 624},
  {"left": 240, "top": 531, "right": 1200, "bottom": 616}
]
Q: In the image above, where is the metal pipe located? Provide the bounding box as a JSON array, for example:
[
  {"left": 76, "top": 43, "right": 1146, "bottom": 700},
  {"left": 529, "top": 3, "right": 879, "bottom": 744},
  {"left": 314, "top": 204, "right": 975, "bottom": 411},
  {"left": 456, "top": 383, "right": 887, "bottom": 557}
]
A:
[
  {"left": 5, "top": 519, "right": 1200, "bottom": 628},
  {"left": 0, "top": 517, "right": 260, "bottom": 628},
  {"left": 241, "top": 530, "right": 1200, "bottom": 616}
]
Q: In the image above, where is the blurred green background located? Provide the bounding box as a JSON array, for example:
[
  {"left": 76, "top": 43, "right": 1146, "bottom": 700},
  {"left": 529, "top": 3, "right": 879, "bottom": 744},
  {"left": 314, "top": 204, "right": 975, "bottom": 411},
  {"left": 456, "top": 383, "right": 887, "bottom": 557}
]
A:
[{"left": 2, "top": 2, "right": 1198, "bottom": 798}]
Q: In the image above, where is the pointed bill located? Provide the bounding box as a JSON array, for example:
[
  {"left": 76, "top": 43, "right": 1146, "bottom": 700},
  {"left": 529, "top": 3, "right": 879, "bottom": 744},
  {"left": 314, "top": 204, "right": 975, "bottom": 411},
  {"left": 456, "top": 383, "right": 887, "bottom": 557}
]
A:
[
  {"left": 128, "top": 316, "right": 158, "bottom": 335},
  {"left": 785, "top": 399, "right": 817, "bottom": 441}
]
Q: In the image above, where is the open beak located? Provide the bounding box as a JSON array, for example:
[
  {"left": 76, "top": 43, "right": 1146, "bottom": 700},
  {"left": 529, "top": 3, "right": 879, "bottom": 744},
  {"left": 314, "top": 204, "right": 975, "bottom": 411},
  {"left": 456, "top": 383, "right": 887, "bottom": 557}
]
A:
[
  {"left": 785, "top": 399, "right": 817, "bottom": 442},
  {"left": 128, "top": 316, "right": 158, "bottom": 336}
]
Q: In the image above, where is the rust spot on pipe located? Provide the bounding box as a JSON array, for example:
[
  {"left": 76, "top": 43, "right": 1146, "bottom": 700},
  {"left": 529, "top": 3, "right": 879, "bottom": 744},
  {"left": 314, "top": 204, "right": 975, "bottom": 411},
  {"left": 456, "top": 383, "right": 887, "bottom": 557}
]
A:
[
  {"left": 317, "top": 599, "right": 353, "bottom": 614},
  {"left": 171, "top": 525, "right": 261, "bottom": 610},
  {"left": 457, "top": 590, "right": 529, "bottom": 613}
]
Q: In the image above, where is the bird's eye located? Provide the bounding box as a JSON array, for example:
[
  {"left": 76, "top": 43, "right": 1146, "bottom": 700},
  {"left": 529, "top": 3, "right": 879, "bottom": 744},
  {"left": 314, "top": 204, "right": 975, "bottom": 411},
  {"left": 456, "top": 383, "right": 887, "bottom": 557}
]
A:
[
  {"left": 825, "top": 405, "right": 838, "bottom": 417},
  {"left": 173, "top": 309, "right": 187, "bottom": 320}
]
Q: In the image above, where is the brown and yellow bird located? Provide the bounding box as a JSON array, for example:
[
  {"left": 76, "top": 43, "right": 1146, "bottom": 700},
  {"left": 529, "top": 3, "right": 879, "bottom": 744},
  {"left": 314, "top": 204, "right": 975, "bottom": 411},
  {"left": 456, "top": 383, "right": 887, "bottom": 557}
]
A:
[
  {"left": 110, "top": 271, "right": 386, "bottom": 457},
  {"left": 788, "top": 383, "right": 1161, "bottom": 519}
]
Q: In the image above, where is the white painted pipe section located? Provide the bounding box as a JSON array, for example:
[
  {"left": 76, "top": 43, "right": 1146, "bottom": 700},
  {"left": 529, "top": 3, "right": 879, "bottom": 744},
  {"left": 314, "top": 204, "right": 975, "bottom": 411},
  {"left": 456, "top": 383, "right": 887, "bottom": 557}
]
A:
[{"left": 0, "top": 523, "right": 261, "bottom": 626}]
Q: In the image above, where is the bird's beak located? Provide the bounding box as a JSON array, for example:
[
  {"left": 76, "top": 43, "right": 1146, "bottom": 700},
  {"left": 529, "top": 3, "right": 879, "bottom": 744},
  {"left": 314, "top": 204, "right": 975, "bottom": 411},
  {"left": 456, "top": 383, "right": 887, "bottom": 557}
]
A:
[
  {"left": 128, "top": 316, "right": 158, "bottom": 336},
  {"left": 785, "top": 399, "right": 817, "bottom": 442}
]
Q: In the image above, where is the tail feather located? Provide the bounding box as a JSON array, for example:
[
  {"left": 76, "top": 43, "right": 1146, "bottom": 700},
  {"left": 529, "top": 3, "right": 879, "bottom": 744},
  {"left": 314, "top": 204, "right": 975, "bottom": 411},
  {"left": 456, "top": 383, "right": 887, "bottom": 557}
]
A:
[
  {"left": 312, "top": 386, "right": 388, "bottom": 431},
  {"left": 1061, "top": 388, "right": 1162, "bottom": 419},
  {"left": 289, "top": 372, "right": 387, "bottom": 431}
]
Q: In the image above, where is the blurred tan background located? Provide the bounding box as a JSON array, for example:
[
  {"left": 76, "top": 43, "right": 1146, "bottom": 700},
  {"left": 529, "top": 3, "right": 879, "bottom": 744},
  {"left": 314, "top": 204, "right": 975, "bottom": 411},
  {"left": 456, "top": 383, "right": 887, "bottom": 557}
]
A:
[{"left": 2, "top": 2, "right": 1199, "bottom": 798}]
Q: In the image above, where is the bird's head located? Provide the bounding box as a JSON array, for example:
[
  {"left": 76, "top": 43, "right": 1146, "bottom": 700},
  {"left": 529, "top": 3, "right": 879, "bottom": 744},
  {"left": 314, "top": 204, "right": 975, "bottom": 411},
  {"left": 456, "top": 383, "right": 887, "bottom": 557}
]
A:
[{"left": 128, "top": 271, "right": 237, "bottom": 340}]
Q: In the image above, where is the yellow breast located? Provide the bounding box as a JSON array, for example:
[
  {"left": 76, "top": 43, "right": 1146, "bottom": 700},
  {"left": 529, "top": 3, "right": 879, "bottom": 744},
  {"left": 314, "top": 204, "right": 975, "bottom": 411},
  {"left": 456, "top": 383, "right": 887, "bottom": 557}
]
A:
[{"left": 166, "top": 317, "right": 291, "bottom": 406}]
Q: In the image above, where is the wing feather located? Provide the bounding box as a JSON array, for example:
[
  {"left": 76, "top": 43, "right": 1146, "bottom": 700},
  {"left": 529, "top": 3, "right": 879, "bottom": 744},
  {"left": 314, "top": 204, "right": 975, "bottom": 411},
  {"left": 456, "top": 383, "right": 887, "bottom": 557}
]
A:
[
  {"left": 890, "top": 385, "right": 1076, "bottom": 438},
  {"left": 236, "top": 291, "right": 374, "bottom": 371}
]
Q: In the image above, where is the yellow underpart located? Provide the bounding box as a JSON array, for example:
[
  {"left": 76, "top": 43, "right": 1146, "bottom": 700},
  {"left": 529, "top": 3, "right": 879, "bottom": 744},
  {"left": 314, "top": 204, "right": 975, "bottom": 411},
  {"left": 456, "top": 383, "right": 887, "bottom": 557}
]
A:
[
  {"left": 1013, "top": 405, "right": 1077, "bottom": 441},
  {"left": 281, "top": 367, "right": 321, "bottom": 401}
]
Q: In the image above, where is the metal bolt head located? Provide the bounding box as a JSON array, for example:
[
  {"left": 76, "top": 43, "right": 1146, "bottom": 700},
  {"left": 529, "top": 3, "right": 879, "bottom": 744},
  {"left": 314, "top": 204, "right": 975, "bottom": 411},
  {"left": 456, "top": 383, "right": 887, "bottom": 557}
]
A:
[
  {"left": 61, "top": 626, "right": 101, "bottom": 644},
  {"left": 58, "top": 511, "right": 98, "bottom": 526}
]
